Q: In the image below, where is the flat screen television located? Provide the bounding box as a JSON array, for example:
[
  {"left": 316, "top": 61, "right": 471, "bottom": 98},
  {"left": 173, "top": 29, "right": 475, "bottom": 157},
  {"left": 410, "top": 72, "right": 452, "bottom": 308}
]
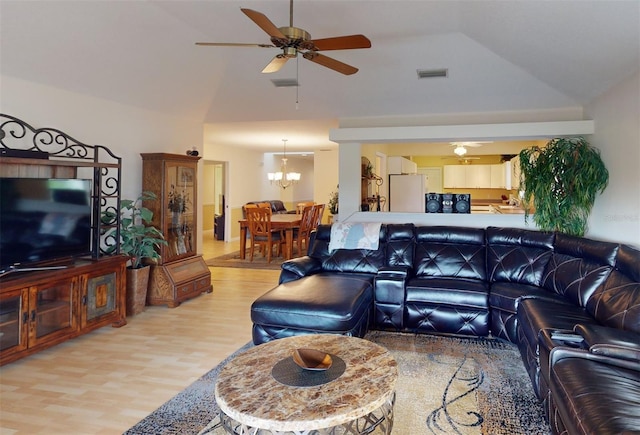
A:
[{"left": 0, "top": 178, "right": 93, "bottom": 275}]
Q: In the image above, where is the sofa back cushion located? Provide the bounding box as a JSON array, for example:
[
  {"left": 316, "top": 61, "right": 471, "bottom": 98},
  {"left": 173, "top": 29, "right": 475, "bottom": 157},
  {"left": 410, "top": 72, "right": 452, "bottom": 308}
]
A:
[
  {"left": 414, "top": 226, "right": 486, "bottom": 280},
  {"left": 270, "top": 200, "right": 288, "bottom": 214},
  {"left": 486, "top": 227, "right": 554, "bottom": 286},
  {"left": 385, "top": 223, "right": 415, "bottom": 269},
  {"left": 542, "top": 233, "right": 618, "bottom": 307},
  {"left": 309, "top": 224, "right": 386, "bottom": 274},
  {"left": 586, "top": 244, "right": 640, "bottom": 333}
]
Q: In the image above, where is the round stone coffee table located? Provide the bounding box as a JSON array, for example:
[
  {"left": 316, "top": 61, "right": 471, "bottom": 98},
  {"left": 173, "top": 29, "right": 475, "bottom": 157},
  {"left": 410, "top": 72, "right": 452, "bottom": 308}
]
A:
[{"left": 214, "top": 334, "right": 397, "bottom": 435}]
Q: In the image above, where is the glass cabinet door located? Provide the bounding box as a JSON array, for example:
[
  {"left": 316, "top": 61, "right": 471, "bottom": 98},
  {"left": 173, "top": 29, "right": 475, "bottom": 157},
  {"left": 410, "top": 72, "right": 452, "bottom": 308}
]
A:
[
  {"left": 0, "top": 289, "right": 27, "bottom": 353},
  {"left": 165, "top": 163, "right": 196, "bottom": 262},
  {"left": 29, "top": 280, "right": 76, "bottom": 345}
]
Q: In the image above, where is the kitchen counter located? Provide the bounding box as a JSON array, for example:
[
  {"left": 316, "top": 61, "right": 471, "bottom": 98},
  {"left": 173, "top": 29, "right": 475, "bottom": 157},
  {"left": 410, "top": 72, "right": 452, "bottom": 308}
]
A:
[
  {"left": 471, "top": 199, "right": 504, "bottom": 206},
  {"left": 471, "top": 205, "right": 493, "bottom": 214},
  {"left": 489, "top": 204, "right": 527, "bottom": 214},
  {"left": 341, "top": 211, "right": 536, "bottom": 230}
]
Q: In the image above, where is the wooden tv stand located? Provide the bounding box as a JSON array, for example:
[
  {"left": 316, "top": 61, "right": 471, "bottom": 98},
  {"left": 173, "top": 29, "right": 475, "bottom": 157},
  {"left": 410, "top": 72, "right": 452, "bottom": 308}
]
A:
[
  {"left": 0, "top": 256, "right": 127, "bottom": 366},
  {"left": 0, "top": 114, "right": 129, "bottom": 366}
]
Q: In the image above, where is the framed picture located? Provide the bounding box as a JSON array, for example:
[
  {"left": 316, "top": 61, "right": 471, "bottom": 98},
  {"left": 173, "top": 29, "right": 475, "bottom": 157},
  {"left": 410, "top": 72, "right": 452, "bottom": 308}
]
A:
[{"left": 177, "top": 167, "right": 194, "bottom": 187}]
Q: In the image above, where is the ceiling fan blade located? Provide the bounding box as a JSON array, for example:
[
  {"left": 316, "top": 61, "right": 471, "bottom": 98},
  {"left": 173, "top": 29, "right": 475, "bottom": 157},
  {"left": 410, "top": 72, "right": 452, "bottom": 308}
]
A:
[
  {"left": 451, "top": 141, "right": 492, "bottom": 147},
  {"left": 195, "top": 42, "right": 275, "bottom": 48},
  {"left": 302, "top": 52, "right": 358, "bottom": 75},
  {"left": 262, "top": 55, "right": 289, "bottom": 73},
  {"left": 241, "top": 8, "right": 287, "bottom": 40},
  {"left": 310, "top": 34, "right": 372, "bottom": 51}
]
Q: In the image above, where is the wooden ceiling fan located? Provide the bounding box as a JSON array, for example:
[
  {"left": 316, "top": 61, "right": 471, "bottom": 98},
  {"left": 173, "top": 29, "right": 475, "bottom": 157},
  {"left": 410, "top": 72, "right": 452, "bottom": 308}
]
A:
[{"left": 195, "top": 0, "right": 371, "bottom": 75}]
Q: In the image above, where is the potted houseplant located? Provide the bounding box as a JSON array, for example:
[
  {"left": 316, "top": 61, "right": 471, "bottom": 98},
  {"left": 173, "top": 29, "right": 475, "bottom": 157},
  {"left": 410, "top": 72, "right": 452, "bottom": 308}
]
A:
[
  {"left": 518, "top": 136, "right": 609, "bottom": 237},
  {"left": 328, "top": 185, "right": 339, "bottom": 216},
  {"left": 103, "top": 191, "right": 167, "bottom": 315}
]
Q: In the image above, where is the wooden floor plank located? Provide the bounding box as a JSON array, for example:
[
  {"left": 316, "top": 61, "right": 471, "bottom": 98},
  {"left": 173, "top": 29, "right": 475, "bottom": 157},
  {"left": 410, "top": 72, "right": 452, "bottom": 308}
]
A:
[{"left": 0, "top": 232, "right": 279, "bottom": 434}]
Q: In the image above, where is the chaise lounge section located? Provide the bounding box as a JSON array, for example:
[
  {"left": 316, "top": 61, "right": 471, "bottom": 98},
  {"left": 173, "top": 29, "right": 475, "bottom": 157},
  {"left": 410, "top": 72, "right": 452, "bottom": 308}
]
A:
[{"left": 250, "top": 223, "right": 640, "bottom": 434}]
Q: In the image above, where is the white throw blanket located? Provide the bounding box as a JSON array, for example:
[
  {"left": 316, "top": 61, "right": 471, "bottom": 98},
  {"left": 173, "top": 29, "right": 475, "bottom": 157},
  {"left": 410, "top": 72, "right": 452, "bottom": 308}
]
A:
[{"left": 328, "top": 222, "right": 382, "bottom": 251}]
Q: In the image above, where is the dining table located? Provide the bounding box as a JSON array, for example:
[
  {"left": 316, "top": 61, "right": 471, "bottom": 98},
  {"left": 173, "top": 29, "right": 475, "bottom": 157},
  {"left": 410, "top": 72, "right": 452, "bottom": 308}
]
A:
[{"left": 238, "top": 213, "right": 302, "bottom": 261}]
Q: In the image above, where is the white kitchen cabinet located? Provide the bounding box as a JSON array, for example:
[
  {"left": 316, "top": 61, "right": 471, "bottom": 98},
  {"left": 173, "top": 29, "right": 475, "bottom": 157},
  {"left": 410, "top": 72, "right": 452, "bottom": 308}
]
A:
[
  {"left": 445, "top": 164, "right": 505, "bottom": 189},
  {"left": 444, "top": 165, "right": 466, "bottom": 188},
  {"left": 466, "top": 165, "right": 492, "bottom": 188},
  {"left": 388, "top": 156, "right": 417, "bottom": 174},
  {"left": 490, "top": 163, "right": 507, "bottom": 189}
]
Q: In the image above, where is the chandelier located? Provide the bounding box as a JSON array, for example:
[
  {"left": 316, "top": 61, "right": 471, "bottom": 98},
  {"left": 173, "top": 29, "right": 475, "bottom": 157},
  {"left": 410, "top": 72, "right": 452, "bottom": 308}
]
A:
[{"left": 268, "top": 139, "right": 301, "bottom": 189}]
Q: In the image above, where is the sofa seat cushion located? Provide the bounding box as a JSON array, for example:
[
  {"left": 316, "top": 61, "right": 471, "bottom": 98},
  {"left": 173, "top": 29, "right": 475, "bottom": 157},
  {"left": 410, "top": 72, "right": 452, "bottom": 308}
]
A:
[
  {"left": 550, "top": 356, "right": 640, "bottom": 435},
  {"left": 489, "top": 282, "right": 553, "bottom": 342},
  {"left": 251, "top": 274, "right": 373, "bottom": 343},
  {"left": 489, "top": 282, "right": 553, "bottom": 312},
  {"left": 405, "top": 277, "right": 489, "bottom": 335}
]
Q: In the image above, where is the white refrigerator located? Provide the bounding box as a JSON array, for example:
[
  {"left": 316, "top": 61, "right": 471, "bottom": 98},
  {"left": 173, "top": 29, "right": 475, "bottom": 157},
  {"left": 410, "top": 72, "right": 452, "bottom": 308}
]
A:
[{"left": 388, "top": 174, "right": 426, "bottom": 212}]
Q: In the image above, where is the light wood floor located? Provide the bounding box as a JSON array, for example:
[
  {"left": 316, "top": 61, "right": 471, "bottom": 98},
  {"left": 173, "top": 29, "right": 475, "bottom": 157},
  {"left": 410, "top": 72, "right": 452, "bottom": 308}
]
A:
[{"left": 0, "top": 232, "right": 280, "bottom": 434}]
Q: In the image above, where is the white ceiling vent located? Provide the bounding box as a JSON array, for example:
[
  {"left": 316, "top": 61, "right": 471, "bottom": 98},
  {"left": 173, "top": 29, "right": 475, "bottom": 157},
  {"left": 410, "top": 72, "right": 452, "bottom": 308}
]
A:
[
  {"left": 417, "top": 69, "right": 448, "bottom": 79},
  {"left": 271, "top": 78, "right": 299, "bottom": 87}
]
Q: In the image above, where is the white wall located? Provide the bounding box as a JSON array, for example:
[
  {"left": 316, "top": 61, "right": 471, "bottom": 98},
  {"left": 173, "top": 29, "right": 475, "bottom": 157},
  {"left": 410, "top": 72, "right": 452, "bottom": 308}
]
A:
[
  {"left": 202, "top": 127, "right": 265, "bottom": 209},
  {"left": 313, "top": 149, "right": 339, "bottom": 219},
  {"left": 261, "top": 154, "right": 314, "bottom": 203},
  {"left": 584, "top": 72, "right": 640, "bottom": 247},
  {"left": 1, "top": 75, "right": 206, "bottom": 252}
]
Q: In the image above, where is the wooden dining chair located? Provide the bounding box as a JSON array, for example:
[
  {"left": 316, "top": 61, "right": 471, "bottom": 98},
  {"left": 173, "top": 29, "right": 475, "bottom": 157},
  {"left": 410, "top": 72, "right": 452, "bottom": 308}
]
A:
[
  {"left": 296, "top": 201, "right": 315, "bottom": 214},
  {"left": 293, "top": 205, "right": 316, "bottom": 255},
  {"left": 312, "top": 203, "right": 325, "bottom": 229},
  {"left": 245, "top": 207, "right": 284, "bottom": 263}
]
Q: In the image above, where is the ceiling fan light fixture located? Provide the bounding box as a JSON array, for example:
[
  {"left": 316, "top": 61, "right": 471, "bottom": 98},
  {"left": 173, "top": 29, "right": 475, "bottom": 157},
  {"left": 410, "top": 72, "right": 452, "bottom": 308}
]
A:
[{"left": 454, "top": 145, "right": 467, "bottom": 156}]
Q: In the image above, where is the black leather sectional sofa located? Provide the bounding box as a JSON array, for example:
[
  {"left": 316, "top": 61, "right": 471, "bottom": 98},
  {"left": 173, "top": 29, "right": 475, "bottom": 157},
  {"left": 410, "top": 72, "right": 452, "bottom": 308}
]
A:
[
  {"left": 251, "top": 224, "right": 640, "bottom": 434},
  {"left": 243, "top": 200, "right": 295, "bottom": 215}
]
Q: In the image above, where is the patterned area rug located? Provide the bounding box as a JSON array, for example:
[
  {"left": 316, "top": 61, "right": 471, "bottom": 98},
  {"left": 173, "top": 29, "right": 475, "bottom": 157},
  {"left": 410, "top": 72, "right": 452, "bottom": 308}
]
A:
[
  {"left": 205, "top": 250, "right": 284, "bottom": 270},
  {"left": 124, "top": 332, "right": 549, "bottom": 435}
]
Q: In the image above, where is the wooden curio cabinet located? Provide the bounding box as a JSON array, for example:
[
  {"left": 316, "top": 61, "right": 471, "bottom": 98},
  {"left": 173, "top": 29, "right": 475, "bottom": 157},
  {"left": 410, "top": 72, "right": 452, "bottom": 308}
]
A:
[{"left": 141, "top": 153, "right": 212, "bottom": 308}]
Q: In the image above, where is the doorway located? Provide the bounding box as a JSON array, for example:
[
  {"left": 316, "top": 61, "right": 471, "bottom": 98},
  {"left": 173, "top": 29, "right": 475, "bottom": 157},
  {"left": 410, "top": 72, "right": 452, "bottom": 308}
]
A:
[{"left": 203, "top": 160, "right": 227, "bottom": 241}]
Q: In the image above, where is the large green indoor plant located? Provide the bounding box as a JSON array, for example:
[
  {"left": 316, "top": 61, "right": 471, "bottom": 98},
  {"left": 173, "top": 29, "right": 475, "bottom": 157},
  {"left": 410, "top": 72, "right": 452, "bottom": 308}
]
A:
[
  {"left": 103, "top": 191, "right": 167, "bottom": 315},
  {"left": 519, "top": 137, "right": 609, "bottom": 237}
]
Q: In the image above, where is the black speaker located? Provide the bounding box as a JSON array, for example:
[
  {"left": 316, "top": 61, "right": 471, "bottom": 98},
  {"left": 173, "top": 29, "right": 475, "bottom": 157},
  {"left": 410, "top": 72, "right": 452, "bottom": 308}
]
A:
[
  {"left": 441, "top": 193, "right": 454, "bottom": 213},
  {"left": 454, "top": 193, "right": 471, "bottom": 213},
  {"left": 425, "top": 193, "right": 442, "bottom": 213}
]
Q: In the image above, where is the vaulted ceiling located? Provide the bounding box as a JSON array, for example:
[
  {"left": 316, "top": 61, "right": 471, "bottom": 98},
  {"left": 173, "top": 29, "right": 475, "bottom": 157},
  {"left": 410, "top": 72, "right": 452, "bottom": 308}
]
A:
[{"left": 2, "top": 1, "right": 638, "bottom": 153}]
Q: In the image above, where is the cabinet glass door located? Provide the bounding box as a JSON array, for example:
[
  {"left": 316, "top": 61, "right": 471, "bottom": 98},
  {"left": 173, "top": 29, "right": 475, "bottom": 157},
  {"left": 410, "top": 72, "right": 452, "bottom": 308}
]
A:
[
  {"left": 0, "top": 290, "right": 27, "bottom": 353},
  {"left": 30, "top": 281, "right": 76, "bottom": 344},
  {"left": 165, "top": 164, "right": 196, "bottom": 262}
]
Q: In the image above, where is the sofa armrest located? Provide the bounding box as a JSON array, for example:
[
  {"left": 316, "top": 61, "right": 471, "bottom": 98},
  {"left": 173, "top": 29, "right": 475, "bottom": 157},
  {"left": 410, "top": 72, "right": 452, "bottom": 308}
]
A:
[
  {"left": 279, "top": 256, "right": 323, "bottom": 284},
  {"left": 373, "top": 266, "right": 410, "bottom": 330},
  {"left": 377, "top": 266, "right": 410, "bottom": 278},
  {"left": 550, "top": 346, "right": 640, "bottom": 372},
  {"left": 573, "top": 323, "right": 640, "bottom": 362}
]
